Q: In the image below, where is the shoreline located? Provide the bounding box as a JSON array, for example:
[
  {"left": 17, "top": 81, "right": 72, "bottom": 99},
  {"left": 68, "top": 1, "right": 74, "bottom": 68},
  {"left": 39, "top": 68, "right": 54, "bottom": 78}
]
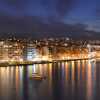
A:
[{"left": 0, "top": 57, "right": 96, "bottom": 67}]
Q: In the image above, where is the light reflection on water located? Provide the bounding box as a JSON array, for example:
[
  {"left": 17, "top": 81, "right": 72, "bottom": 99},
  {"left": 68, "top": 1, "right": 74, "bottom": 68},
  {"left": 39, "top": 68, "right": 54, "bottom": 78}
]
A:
[{"left": 0, "top": 60, "right": 99, "bottom": 100}]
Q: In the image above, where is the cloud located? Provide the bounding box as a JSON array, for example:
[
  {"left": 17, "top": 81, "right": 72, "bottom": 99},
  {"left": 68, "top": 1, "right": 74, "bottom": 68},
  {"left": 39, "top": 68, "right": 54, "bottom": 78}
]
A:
[
  {"left": 0, "top": 0, "right": 77, "bottom": 17},
  {"left": 0, "top": 16, "right": 86, "bottom": 32},
  {"left": 0, "top": 16, "right": 99, "bottom": 40},
  {"left": 55, "top": 0, "right": 75, "bottom": 17},
  {"left": 41, "top": 0, "right": 76, "bottom": 17}
]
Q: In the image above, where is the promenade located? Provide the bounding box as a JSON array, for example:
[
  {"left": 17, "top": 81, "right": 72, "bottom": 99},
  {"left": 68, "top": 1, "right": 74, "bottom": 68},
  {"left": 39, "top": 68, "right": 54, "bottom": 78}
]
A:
[{"left": 0, "top": 57, "right": 95, "bottom": 67}]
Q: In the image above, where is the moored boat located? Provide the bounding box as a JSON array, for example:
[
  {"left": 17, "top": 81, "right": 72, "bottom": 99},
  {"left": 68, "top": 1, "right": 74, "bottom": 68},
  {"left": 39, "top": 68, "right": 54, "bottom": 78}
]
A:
[{"left": 30, "top": 73, "right": 46, "bottom": 81}]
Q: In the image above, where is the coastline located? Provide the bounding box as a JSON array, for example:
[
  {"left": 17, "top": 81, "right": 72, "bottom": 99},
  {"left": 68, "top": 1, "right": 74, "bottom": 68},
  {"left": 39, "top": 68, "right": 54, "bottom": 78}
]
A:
[{"left": 0, "top": 57, "right": 96, "bottom": 67}]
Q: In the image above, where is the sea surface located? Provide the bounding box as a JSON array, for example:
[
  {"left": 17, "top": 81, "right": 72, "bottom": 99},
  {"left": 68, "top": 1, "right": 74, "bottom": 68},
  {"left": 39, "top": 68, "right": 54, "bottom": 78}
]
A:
[{"left": 0, "top": 60, "right": 100, "bottom": 100}]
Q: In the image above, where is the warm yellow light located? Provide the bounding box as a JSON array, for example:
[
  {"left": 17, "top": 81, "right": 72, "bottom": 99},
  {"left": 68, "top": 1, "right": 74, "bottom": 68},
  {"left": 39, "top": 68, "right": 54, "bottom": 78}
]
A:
[{"left": 19, "top": 58, "right": 23, "bottom": 62}]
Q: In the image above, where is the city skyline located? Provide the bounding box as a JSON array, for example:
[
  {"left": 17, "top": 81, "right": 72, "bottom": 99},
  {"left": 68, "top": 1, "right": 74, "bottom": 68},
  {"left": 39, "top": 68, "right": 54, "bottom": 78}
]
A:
[{"left": 0, "top": 1, "right": 100, "bottom": 100}]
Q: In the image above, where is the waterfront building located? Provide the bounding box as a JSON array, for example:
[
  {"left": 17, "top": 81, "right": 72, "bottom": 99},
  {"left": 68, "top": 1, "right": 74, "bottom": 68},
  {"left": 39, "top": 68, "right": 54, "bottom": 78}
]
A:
[{"left": 0, "top": 40, "right": 23, "bottom": 62}]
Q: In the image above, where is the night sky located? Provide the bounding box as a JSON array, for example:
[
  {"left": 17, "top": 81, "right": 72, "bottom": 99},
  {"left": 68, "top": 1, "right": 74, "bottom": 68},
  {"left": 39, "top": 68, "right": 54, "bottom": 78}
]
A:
[{"left": 0, "top": 0, "right": 99, "bottom": 39}]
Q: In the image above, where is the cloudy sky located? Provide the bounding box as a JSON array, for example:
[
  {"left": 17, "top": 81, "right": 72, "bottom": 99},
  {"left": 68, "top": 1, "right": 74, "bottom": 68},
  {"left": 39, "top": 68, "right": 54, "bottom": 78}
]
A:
[{"left": 0, "top": 0, "right": 99, "bottom": 39}]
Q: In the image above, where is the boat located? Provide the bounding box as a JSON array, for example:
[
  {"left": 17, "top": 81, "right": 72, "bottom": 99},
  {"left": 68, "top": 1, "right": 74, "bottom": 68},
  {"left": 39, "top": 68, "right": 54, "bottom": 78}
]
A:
[{"left": 30, "top": 73, "right": 46, "bottom": 81}]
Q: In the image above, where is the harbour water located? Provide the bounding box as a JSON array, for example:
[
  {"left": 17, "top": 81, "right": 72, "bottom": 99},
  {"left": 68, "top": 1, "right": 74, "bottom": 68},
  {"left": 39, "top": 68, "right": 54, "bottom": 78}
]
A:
[{"left": 0, "top": 60, "right": 100, "bottom": 100}]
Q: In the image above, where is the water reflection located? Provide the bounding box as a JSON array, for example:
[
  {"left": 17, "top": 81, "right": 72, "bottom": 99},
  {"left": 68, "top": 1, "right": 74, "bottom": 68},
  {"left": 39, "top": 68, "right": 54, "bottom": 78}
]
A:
[
  {"left": 86, "top": 60, "right": 96, "bottom": 100},
  {"left": 0, "top": 60, "right": 99, "bottom": 100}
]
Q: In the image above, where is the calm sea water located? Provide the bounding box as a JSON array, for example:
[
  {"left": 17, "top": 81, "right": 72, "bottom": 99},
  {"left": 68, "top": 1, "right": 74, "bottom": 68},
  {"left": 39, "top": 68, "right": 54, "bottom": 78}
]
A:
[{"left": 0, "top": 60, "right": 100, "bottom": 100}]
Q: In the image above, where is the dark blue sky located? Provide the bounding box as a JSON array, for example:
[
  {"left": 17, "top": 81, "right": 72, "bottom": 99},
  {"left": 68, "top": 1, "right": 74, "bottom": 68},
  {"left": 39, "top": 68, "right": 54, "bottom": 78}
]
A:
[{"left": 0, "top": 0, "right": 99, "bottom": 38}]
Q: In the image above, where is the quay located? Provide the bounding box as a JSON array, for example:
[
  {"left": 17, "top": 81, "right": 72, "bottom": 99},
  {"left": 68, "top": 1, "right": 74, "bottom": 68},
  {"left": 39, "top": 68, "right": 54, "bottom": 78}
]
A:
[{"left": 0, "top": 58, "right": 95, "bottom": 67}]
